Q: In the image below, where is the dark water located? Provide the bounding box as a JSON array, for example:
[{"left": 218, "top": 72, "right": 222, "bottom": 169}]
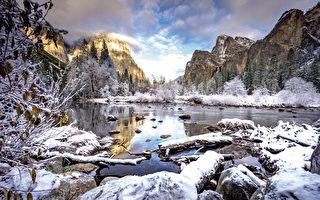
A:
[{"left": 71, "top": 103, "right": 320, "bottom": 178}]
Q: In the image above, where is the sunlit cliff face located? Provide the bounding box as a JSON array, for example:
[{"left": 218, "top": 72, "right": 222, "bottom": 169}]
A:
[
  {"left": 42, "top": 35, "right": 68, "bottom": 63},
  {"left": 69, "top": 33, "right": 148, "bottom": 83}
]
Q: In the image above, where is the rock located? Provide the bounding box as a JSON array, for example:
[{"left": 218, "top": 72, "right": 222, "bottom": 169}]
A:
[
  {"left": 79, "top": 172, "right": 198, "bottom": 200},
  {"left": 217, "top": 119, "right": 256, "bottom": 131},
  {"left": 311, "top": 139, "right": 320, "bottom": 174},
  {"left": 145, "top": 139, "right": 151, "bottom": 142},
  {"left": 152, "top": 126, "right": 157, "bottom": 129},
  {"left": 250, "top": 188, "right": 265, "bottom": 200},
  {"left": 158, "top": 120, "right": 163, "bottom": 123},
  {"left": 100, "top": 176, "right": 119, "bottom": 185},
  {"left": 160, "top": 134, "right": 171, "bottom": 139},
  {"left": 0, "top": 163, "right": 11, "bottom": 175},
  {"left": 0, "top": 167, "right": 96, "bottom": 200},
  {"left": 216, "top": 165, "right": 263, "bottom": 200},
  {"left": 108, "top": 130, "right": 120, "bottom": 134},
  {"left": 264, "top": 168, "right": 320, "bottom": 200},
  {"left": 135, "top": 129, "right": 142, "bottom": 133},
  {"left": 178, "top": 107, "right": 183, "bottom": 110},
  {"left": 206, "top": 125, "right": 222, "bottom": 132},
  {"left": 179, "top": 114, "right": 191, "bottom": 120},
  {"left": 150, "top": 118, "right": 156, "bottom": 121},
  {"left": 107, "top": 115, "right": 117, "bottom": 121},
  {"left": 136, "top": 116, "right": 145, "bottom": 121},
  {"left": 219, "top": 107, "right": 224, "bottom": 110},
  {"left": 313, "top": 119, "right": 320, "bottom": 128},
  {"left": 278, "top": 108, "right": 285, "bottom": 112},
  {"left": 64, "top": 163, "right": 98, "bottom": 174},
  {"left": 265, "top": 146, "right": 285, "bottom": 154},
  {"left": 209, "top": 179, "right": 218, "bottom": 190},
  {"left": 198, "top": 190, "right": 224, "bottom": 200},
  {"left": 45, "top": 157, "right": 64, "bottom": 174}
]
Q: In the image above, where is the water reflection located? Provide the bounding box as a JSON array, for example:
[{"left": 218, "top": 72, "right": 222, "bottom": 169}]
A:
[{"left": 72, "top": 103, "right": 320, "bottom": 176}]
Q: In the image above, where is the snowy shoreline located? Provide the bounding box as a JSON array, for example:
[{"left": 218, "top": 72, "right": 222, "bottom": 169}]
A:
[{"left": 86, "top": 94, "right": 320, "bottom": 109}]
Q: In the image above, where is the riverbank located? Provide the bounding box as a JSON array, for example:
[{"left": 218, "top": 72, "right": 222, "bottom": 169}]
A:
[{"left": 1, "top": 116, "right": 319, "bottom": 199}]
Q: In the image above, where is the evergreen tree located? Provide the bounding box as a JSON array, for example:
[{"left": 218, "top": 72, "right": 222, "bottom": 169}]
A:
[
  {"left": 100, "top": 40, "right": 110, "bottom": 63},
  {"left": 89, "top": 41, "right": 98, "bottom": 60}
]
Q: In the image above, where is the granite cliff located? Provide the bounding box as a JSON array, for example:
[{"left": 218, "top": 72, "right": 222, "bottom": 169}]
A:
[{"left": 183, "top": 3, "right": 320, "bottom": 93}]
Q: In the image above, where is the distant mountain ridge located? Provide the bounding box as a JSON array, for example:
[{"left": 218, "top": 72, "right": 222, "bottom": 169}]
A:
[{"left": 183, "top": 3, "right": 320, "bottom": 93}]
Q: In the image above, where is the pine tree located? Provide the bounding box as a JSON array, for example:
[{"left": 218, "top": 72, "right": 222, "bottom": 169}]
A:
[
  {"left": 89, "top": 41, "right": 98, "bottom": 60},
  {"left": 100, "top": 40, "right": 110, "bottom": 63}
]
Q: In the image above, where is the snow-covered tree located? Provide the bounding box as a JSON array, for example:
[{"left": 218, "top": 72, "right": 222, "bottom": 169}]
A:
[
  {"left": 223, "top": 77, "right": 247, "bottom": 96},
  {"left": 284, "top": 77, "right": 318, "bottom": 94}
]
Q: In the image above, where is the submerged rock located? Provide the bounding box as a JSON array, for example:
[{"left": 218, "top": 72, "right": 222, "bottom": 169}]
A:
[
  {"left": 160, "top": 134, "right": 172, "bottom": 139},
  {"left": 206, "top": 125, "right": 222, "bottom": 132},
  {"left": 79, "top": 172, "right": 198, "bottom": 200},
  {"left": 108, "top": 130, "right": 120, "bottom": 134},
  {"left": 135, "top": 129, "right": 142, "bottom": 133},
  {"left": 217, "top": 119, "right": 256, "bottom": 131},
  {"left": 136, "top": 116, "right": 145, "bottom": 121},
  {"left": 179, "top": 114, "right": 191, "bottom": 120}
]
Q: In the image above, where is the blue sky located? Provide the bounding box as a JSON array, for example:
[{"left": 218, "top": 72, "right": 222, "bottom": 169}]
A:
[{"left": 46, "top": 0, "right": 318, "bottom": 80}]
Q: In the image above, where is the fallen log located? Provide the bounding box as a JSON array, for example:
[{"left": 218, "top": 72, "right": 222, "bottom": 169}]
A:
[
  {"left": 180, "top": 151, "right": 224, "bottom": 192},
  {"left": 277, "top": 135, "right": 310, "bottom": 147},
  {"left": 158, "top": 133, "right": 232, "bottom": 154},
  {"left": 33, "top": 151, "right": 147, "bottom": 165}
]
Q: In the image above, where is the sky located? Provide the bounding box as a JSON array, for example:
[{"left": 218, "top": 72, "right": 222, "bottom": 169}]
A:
[{"left": 42, "top": 0, "right": 318, "bottom": 81}]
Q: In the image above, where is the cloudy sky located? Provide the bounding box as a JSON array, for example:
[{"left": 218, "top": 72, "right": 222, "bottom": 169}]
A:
[{"left": 44, "top": 0, "right": 318, "bottom": 81}]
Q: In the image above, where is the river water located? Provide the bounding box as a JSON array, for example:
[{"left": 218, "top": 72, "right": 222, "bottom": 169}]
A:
[{"left": 71, "top": 103, "right": 320, "bottom": 178}]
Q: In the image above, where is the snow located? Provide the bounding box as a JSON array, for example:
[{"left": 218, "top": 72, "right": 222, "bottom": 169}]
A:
[
  {"left": 265, "top": 168, "right": 320, "bottom": 200},
  {"left": 158, "top": 132, "right": 232, "bottom": 149},
  {"left": 249, "top": 121, "right": 319, "bottom": 170},
  {"left": 30, "top": 124, "right": 112, "bottom": 155},
  {"left": 237, "top": 164, "right": 265, "bottom": 187},
  {"left": 0, "top": 167, "right": 61, "bottom": 199},
  {"left": 79, "top": 171, "right": 198, "bottom": 200},
  {"left": 180, "top": 151, "right": 224, "bottom": 191},
  {"left": 217, "top": 118, "right": 257, "bottom": 130}
]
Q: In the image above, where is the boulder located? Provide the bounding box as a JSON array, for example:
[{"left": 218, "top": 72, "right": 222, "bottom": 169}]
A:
[
  {"left": 100, "top": 176, "right": 119, "bottom": 185},
  {"left": 216, "top": 165, "right": 265, "bottom": 200},
  {"left": 217, "top": 119, "right": 256, "bottom": 131},
  {"left": 45, "top": 157, "right": 64, "bottom": 174},
  {"left": 79, "top": 171, "right": 198, "bottom": 200},
  {"left": 198, "top": 190, "right": 224, "bottom": 200},
  {"left": 135, "top": 129, "right": 142, "bottom": 133},
  {"left": 264, "top": 169, "right": 320, "bottom": 200},
  {"left": 0, "top": 167, "right": 96, "bottom": 200},
  {"left": 64, "top": 163, "right": 98, "bottom": 174},
  {"left": 206, "top": 125, "right": 222, "bottom": 132},
  {"left": 310, "top": 138, "right": 320, "bottom": 174},
  {"left": 0, "top": 163, "right": 11, "bottom": 175}
]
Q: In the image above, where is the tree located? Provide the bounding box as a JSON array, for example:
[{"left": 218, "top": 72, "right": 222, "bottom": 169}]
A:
[
  {"left": 0, "top": 0, "right": 70, "bottom": 165},
  {"left": 223, "top": 76, "right": 247, "bottom": 96},
  {"left": 100, "top": 39, "right": 110, "bottom": 63},
  {"left": 89, "top": 41, "right": 97, "bottom": 60}
]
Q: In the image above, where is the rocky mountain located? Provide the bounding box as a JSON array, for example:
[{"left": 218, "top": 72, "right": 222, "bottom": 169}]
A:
[
  {"left": 183, "top": 35, "right": 253, "bottom": 87},
  {"left": 183, "top": 3, "right": 320, "bottom": 93},
  {"left": 70, "top": 34, "right": 148, "bottom": 85},
  {"left": 42, "top": 33, "right": 68, "bottom": 64}
]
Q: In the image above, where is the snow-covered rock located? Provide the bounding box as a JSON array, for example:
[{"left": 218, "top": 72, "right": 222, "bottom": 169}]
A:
[
  {"left": 264, "top": 169, "right": 320, "bottom": 200},
  {"left": 216, "top": 165, "right": 265, "bottom": 200},
  {"left": 217, "top": 118, "right": 256, "bottom": 131},
  {"left": 311, "top": 139, "right": 320, "bottom": 174},
  {"left": 181, "top": 151, "right": 224, "bottom": 191},
  {"left": 198, "top": 190, "right": 224, "bottom": 200},
  {"left": 30, "top": 125, "right": 112, "bottom": 155},
  {"left": 79, "top": 171, "right": 198, "bottom": 200},
  {"left": 158, "top": 132, "right": 232, "bottom": 151},
  {"left": 0, "top": 167, "right": 96, "bottom": 200}
]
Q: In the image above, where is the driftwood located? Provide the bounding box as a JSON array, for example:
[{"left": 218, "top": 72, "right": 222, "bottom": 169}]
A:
[
  {"left": 33, "top": 151, "right": 147, "bottom": 165},
  {"left": 277, "top": 135, "right": 310, "bottom": 147},
  {"left": 158, "top": 133, "right": 232, "bottom": 155}
]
